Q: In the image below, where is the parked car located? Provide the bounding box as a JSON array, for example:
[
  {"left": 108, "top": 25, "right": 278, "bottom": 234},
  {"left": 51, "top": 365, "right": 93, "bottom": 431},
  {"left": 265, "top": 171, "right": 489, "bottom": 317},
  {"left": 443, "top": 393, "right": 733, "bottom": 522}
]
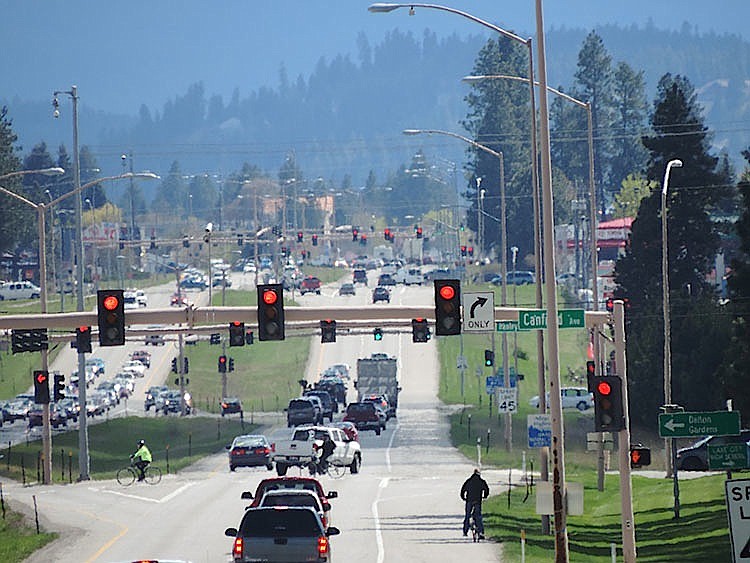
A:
[
  {"left": 506, "top": 270, "right": 536, "bottom": 285},
  {"left": 221, "top": 397, "right": 243, "bottom": 417},
  {"left": 338, "top": 283, "right": 356, "bottom": 296},
  {"left": 225, "top": 507, "right": 340, "bottom": 562},
  {"left": 529, "top": 387, "right": 594, "bottom": 411},
  {"left": 286, "top": 397, "right": 319, "bottom": 427},
  {"left": 226, "top": 434, "right": 274, "bottom": 471},
  {"left": 676, "top": 429, "right": 750, "bottom": 471},
  {"left": 0, "top": 280, "right": 41, "bottom": 300},
  {"left": 352, "top": 268, "right": 368, "bottom": 285}
]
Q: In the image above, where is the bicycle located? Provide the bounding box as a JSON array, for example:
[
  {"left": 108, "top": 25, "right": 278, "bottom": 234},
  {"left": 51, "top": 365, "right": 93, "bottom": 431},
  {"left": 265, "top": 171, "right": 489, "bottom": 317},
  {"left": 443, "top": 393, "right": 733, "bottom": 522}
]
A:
[
  {"left": 308, "top": 458, "right": 346, "bottom": 479},
  {"left": 469, "top": 513, "right": 479, "bottom": 542},
  {"left": 116, "top": 463, "right": 162, "bottom": 486}
]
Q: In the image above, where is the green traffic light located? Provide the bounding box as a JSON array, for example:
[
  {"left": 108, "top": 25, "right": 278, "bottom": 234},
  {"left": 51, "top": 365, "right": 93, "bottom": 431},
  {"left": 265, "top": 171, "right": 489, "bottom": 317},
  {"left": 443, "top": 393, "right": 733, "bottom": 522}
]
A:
[{"left": 374, "top": 328, "right": 383, "bottom": 341}]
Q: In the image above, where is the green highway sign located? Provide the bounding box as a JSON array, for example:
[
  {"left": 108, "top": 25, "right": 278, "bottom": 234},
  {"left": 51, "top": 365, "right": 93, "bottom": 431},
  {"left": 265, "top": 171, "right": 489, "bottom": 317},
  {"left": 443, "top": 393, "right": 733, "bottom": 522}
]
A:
[
  {"left": 658, "top": 411, "right": 741, "bottom": 438},
  {"left": 708, "top": 443, "right": 748, "bottom": 470},
  {"left": 496, "top": 320, "right": 518, "bottom": 332},
  {"left": 517, "top": 309, "right": 585, "bottom": 331}
]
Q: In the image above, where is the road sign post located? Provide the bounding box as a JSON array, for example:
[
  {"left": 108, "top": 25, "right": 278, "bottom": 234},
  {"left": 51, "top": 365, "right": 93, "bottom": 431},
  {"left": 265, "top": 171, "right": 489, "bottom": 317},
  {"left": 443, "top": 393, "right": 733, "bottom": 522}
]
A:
[
  {"left": 725, "top": 478, "right": 750, "bottom": 562},
  {"left": 658, "top": 411, "right": 741, "bottom": 438}
]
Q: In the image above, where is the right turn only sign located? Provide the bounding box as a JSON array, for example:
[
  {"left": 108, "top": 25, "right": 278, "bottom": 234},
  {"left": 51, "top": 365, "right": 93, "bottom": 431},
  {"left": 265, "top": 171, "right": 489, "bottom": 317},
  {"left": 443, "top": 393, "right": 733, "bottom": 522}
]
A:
[{"left": 726, "top": 478, "right": 750, "bottom": 561}]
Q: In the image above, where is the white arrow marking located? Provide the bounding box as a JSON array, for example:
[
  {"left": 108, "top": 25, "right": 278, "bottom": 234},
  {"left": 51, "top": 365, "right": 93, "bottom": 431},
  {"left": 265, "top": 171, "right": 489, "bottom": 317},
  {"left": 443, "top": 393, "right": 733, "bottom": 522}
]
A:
[{"left": 664, "top": 418, "right": 685, "bottom": 432}]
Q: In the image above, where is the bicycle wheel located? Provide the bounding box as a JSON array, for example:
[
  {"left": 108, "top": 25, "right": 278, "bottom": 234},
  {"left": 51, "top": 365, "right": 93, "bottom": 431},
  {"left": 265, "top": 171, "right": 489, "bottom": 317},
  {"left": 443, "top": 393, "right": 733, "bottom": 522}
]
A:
[
  {"left": 116, "top": 466, "right": 136, "bottom": 486},
  {"left": 471, "top": 518, "right": 478, "bottom": 543},
  {"left": 326, "top": 463, "right": 346, "bottom": 479},
  {"left": 144, "top": 466, "right": 162, "bottom": 485}
]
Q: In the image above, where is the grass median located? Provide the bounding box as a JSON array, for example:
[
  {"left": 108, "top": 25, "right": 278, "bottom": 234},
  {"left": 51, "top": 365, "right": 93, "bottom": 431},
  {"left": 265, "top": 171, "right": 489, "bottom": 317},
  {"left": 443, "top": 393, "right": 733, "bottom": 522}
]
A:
[
  {"left": 0, "top": 415, "right": 254, "bottom": 482},
  {"left": 0, "top": 509, "right": 56, "bottom": 563}
]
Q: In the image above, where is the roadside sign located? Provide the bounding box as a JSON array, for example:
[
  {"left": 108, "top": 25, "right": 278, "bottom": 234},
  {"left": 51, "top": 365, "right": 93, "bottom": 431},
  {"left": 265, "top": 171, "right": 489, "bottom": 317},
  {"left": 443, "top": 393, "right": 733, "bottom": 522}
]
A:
[
  {"left": 463, "top": 292, "right": 495, "bottom": 332},
  {"left": 658, "top": 411, "right": 740, "bottom": 438},
  {"left": 528, "top": 414, "right": 552, "bottom": 448},
  {"left": 709, "top": 444, "right": 748, "bottom": 470},
  {"left": 725, "top": 478, "right": 750, "bottom": 562},
  {"left": 496, "top": 320, "right": 518, "bottom": 332},
  {"left": 517, "top": 309, "right": 585, "bottom": 331},
  {"left": 496, "top": 387, "right": 517, "bottom": 412},
  {"left": 485, "top": 375, "right": 502, "bottom": 394}
]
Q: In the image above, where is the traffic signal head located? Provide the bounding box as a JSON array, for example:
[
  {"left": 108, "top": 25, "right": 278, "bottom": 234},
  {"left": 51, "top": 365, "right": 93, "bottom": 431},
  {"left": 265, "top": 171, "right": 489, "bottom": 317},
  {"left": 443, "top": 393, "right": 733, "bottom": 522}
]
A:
[
  {"left": 171, "top": 358, "right": 178, "bottom": 373},
  {"left": 297, "top": 231, "right": 303, "bottom": 242},
  {"left": 229, "top": 321, "right": 245, "bottom": 347},
  {"left": 460, "top": 245, "right": 467, "bottom": 257},
  {"left": 629, "top": 445, "right": 651, "bottom": 468},
  {"left": 593, "top": 375, "right": 625, "bottom": 432},
  {"left": 183, "top": 357, "right": 189, "bottom": 374},
  {"left": 218, "top": 355, "right": 227, "bottom": 373},
  {"left": 97, "top": 289, "right": 125, "bottom": 346},
  {"left": 373, "top": 328, "right": 383, "bottom": 341},
  {"left": 228, "top": 357, "right": 235, "bottom": 372},
  {"left": 33, "top": 370, "right": 50, "bottom": 404},
  {"left": 468, "top": 246, "right": 474, "bottom": 257},
  {"left": 320, "top": 319, "right": 337, "bottom": 343},
  {"left": 257, "top": 284, "right": 285, "bottom": 341},
  {"left": 384, "top": 228, "right": 390, "bottom": 240},
  {"left": 183, "top": 235, "right": 190, "bottom": 248},
  {"left": 586, "top": 360, "right": 596, "bottom": 392},
  {"left": 352, "top": 228, "right": 358, "bottom": 241},
  {"left": 416, "top": 226, "right": 423, "bottom": 239},
  {"left": 484, "top": 349, "right": 494, "bottom": 367},
  {"left": 53, "top": 373, "right": 65, "bottom": 402},
  {"left": 245, "top": 330, "right": 254, "bottom": 345},
  {"left": 237, "top": 234, "right": 244, "bottom": 246},
  {"left": 412, "top": 318, "right": 430, "bottom": 343},
  {"left": 75, "top": 326, "right": 92, "bottom": 353},
  {"left": 434, "top": 280, "right": 461, "bottom": 336},
  {"left": 312, "top": 234, "right": 318, "bottom": 246},
  {"left": 360, "top": 234, "right": 367, "bottom": 246}
]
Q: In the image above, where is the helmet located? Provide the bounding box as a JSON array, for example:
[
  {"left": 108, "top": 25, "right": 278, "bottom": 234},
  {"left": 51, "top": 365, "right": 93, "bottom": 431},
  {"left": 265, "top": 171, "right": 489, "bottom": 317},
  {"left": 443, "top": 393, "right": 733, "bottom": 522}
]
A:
[{"left": 137, "top": 439, "right": 145, "bottom": 447}]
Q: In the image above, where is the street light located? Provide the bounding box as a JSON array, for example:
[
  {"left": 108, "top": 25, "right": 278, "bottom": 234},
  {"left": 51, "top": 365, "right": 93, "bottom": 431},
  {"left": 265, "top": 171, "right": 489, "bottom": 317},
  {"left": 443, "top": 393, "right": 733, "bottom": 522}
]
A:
[
  {"left": 376, "top": 2, "right": 569, "bottom": 553},
  {"left": 463, "top": 73, "right": 599, "bottom": 312},
  {"left": 661, "top": 158, "right": 683, "bottom": 479},
  {"left": 403, "top": 127, "right": 512, "bottom": 450},
  {"left": 0, "top": 166, "right": 64, "bottom": 485}
]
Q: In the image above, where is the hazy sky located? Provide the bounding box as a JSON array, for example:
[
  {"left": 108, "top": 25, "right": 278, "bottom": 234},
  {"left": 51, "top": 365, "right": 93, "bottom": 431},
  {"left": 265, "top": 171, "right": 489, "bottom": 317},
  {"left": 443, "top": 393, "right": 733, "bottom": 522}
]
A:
[{"left": 2, "top": 0, "right": 748, "bottom": 113}]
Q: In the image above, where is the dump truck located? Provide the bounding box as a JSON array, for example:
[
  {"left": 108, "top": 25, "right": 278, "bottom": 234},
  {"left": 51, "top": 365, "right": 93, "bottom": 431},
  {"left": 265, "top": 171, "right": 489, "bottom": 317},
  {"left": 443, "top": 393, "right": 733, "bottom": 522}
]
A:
[{"left": 355, "top": 354, "right": 400, "bottom": 418}]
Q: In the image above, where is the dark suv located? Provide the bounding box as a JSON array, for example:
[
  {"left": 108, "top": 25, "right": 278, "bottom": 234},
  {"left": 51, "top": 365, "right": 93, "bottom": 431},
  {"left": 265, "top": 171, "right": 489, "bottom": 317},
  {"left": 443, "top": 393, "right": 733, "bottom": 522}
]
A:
[
  {"left": 353, "top": 269, "right": 368, "bottom": 285},
  {"left": 304, "top": 389, "right": 336, "bottom": 420},
  {"left": 221, "top": 397, "right": 243, "bottom": 417},
  {"left": 286, "top": 397, "right": 318, "bottom": 427},
  {"left": 676, "top": 429, "right": 750, "bottom": 471}
]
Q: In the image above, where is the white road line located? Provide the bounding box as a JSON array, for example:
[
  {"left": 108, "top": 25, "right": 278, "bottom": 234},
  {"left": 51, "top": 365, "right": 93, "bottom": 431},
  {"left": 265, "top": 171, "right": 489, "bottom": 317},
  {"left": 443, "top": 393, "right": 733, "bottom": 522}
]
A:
[
  {"left": 385, "top": 420, "right": 398, "bottom": 473},
  {"left": 158, "top": 481, "right": 195, "bottom": 503},
  {"left": 372, "top": 477, "right": 390, "bottom": 563},
  {"left": 98, "top": 481, "right": 195, "bottom": 504}
]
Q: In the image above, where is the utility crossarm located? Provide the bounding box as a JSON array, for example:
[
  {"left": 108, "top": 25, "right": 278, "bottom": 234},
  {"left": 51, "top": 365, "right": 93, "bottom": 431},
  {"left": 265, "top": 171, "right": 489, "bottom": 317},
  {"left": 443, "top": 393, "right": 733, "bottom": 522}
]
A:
[{"left": 0, "top": 306, "right": 612, "bottom": 332}]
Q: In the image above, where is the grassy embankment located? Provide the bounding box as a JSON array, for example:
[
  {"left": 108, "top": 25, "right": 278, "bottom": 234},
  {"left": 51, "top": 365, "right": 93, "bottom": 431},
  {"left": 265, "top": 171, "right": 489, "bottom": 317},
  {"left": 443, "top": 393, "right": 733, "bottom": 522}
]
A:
[{"left": 437, "top": 280, "right": 734, "bottom": 562}]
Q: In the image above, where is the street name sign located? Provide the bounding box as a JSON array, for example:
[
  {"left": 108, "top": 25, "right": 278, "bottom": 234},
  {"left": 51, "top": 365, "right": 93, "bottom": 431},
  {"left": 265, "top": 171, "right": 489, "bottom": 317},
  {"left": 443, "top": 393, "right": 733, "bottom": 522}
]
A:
[
  {"left": 517, "top": 309, "right": 585, "bottom": 331},
  {"left": 463, "top": 292, "right": 495, "bottom": 333},
  {"left": 496, "top": 320, "right": 518, "bottom": 332},
  {"left": 496, "top": 387, "right": 518, "bottom": 413},
  {"left": 709, "top": 444, "right": 748, "bottom": 470},
  {"left": 658, "top": 411, "right": 740, "bottom": 438},
  {"left": 725, "top": 478, "right": 750, "bottom": 562},
  {"left": 528, "top": 414, "right": 552, "bottom": 448}
]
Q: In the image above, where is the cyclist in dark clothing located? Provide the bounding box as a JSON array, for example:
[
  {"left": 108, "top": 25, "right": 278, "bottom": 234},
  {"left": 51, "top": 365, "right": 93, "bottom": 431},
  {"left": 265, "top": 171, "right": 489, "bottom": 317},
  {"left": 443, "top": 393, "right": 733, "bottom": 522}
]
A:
[
  {"left": 318, "top": 434, "right": 336, "bottom": 472},
  {"left": 461, "top": 468, "right": 489, "bottom": 539}
]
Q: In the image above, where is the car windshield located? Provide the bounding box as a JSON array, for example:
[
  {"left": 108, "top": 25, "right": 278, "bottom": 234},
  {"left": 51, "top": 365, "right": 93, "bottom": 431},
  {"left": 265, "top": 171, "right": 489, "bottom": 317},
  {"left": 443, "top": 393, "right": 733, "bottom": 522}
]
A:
[
  {"left": 239, "top": 508, "right": 321, "bottom": 537},
  {"left": 347, "top": 403, "right": 374, "bottom": 414},
  {"left": 262, "top": 494, "right": 318, "bottom": 508}
]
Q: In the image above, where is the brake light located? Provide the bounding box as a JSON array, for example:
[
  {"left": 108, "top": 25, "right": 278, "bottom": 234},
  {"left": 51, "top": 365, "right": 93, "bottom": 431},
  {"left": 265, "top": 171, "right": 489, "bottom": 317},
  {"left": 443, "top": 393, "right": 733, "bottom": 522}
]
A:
[
  {"left": 233, "top": 537, "right": 243, "bottom": 558},
  {"left": 318, "top": 535, "right": 329, "bottom": 555}
]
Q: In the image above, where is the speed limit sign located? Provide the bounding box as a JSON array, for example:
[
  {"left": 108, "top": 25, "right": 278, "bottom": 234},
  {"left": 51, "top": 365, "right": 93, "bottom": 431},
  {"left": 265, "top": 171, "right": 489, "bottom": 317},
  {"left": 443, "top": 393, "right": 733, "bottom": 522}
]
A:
[{"left": 496, "top": 387, "right": 518, "bottom": 413}]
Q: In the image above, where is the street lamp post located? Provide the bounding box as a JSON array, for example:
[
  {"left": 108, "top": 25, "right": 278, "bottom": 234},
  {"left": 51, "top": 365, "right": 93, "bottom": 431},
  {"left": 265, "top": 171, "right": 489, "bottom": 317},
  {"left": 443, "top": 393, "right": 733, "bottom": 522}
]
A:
[
  {"left": 661, "top": 158, "right": 683, "bottom": 480},
  {"left": 403, "top": 128, "right": 512, "bottom": 451},
  {"left": 0, "top": 167, "right": 64, "bottom": 485}
]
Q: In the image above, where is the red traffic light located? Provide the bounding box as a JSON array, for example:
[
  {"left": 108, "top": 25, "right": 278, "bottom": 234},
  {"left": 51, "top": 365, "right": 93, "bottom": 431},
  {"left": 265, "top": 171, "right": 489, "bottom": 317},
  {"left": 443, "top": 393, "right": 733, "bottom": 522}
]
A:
[
  {"left": 439, "top": 285, "right": 455, "bottom": 301},
  {"left": 219, "top": 355, "right": 226, "bottom": 364},
  {"left": 36, "top": 372, "right": 48, "bottom": 384},
  {"left": 103, "top": 295, "right": 119, "bottom": 310},
  {"left": 232, "top": 321, "right": 241, "bottom": 327},
  {"left": 597, "top": 381, "right": 612, "bottom": 396},
  {"left": 262, "top": 289, "right": 278, "bottom": 305},
  {"left": 78, "top": 326, "right": 90, "bottom": 333},
  {"left": 631, "top": 450, "right": 642, "bottom": 464}
]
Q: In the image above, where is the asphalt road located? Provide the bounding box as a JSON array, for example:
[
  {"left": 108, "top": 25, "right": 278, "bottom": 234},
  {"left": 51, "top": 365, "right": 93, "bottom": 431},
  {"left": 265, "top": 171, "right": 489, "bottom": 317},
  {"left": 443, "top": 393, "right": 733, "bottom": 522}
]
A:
[{"left": 3, "top": 267, "right": 505, "bottom": 562}]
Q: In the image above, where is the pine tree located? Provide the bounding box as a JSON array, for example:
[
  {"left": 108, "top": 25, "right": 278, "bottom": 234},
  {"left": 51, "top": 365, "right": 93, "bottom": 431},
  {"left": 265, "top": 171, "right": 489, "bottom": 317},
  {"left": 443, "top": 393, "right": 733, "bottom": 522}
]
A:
[
  {"left": 0, "top": 106, "right": 24, "bottom": 253},
  {"left": 614, "top": 74, "right": 732, "bottom": 427},
  {"left": 610, "top": 62, "right": 649, "bottom": 191}
]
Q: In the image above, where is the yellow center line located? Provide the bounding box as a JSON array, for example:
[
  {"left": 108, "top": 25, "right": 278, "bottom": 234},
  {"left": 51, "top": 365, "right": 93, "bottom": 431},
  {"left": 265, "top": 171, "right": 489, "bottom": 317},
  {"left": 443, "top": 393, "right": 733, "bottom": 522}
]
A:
[{"left": 68, "top": 507, "right": 129, "bottom": 563}]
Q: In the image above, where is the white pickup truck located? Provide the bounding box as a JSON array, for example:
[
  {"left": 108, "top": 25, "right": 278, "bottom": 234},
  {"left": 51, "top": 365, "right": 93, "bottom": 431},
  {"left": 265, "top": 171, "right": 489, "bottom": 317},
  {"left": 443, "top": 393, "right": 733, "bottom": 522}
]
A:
[{"left": 272, "top": 425, "right": 362, "bottom": 477}]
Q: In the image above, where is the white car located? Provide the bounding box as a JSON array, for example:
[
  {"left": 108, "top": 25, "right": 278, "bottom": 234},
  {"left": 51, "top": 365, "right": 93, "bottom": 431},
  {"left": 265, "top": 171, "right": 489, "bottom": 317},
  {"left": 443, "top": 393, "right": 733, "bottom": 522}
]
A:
[
  {"left": 135, "top": 289, "right": 147, "bottom": 307},
  {"left": 121, "top": 360, "right": 146, "bottom": 377},
  {"left": 0, "top": 280, "right": 41, "bottom": 300},
  {"left": 529, "top": 387, "right": 594, "bottom": 411},
  {"left": 242, "top": 262, "right": 257, "bottom": 273},
  {"left": 123, "top": 290, "right": 138, "bottom": 310}
]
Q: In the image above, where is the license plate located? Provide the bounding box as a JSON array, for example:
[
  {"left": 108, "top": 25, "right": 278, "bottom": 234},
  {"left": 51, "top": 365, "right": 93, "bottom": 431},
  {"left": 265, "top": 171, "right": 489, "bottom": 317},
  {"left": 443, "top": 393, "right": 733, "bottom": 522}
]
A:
[{"left": 289, "top": 456, "right": 299, "bottom": 461}]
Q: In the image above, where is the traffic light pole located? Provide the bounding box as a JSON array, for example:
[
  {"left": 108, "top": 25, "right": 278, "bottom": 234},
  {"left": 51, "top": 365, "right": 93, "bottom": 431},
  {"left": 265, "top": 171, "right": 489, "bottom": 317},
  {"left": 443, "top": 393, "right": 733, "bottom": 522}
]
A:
[
  {"left": 37, "top": 206, "right": 52, "bottom": 485},
  {"left": 221, "top": 340, "right": 228, "bottom": 400},
  {"left": 613, "top": 300, "right": 636, "bottom": 562},
  {"left": 178, "top": 332, "right": 186, "bottom": 416}
]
